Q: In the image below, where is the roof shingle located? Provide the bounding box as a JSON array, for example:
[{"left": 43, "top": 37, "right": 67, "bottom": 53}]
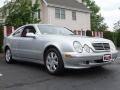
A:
[{"left": 45, "top": 0, "right": 90, "bottom": 12}]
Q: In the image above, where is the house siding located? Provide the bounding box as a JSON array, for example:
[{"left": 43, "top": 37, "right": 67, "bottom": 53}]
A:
[
  {"left": 46, "top": 7, "right": 90, "bottom": 31},
  {"left": 0, "top": 0, "right": 90, "bottom": 31},
  {"left": 40, "top": 1, "right": 49, "bottom": 24}
]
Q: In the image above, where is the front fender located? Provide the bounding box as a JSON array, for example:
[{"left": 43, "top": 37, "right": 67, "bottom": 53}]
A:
[
  {"left": 44, "top": 42, "right": 63, "bottom": 54},
  {"left": 44, "top": 41, "right": 74, "bottom": 55}
]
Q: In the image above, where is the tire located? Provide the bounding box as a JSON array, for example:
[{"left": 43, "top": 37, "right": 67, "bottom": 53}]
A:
[
  {"left": 44, "top": 48, "right": 64, "bottom": 75},
  {"left": 5, "top": 48, "right": 13, "bottom": 64}
]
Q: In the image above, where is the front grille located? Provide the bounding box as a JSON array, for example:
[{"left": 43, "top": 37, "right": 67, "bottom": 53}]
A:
[
  {"left": 94, "top": 59, "right": 104, "bottom": 63},
  {"left": 92, "top": 43, "right": 110, "bottom": 50}
]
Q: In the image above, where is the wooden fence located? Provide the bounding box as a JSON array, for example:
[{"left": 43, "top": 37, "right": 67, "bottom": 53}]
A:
[
  {"left": 74, "top": 30, "right": 103, "bottom": 38},
  {"left": 3, "top": 26, "right": 103, "bottom": 38},
  {"left": 3, "top": 26, "right": 15, "bottom": 37}
]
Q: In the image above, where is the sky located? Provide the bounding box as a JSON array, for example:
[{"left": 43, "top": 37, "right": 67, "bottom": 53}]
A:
[
  {"left": 95, "top": 0, "right": 120, "bottom": 31},
  {"left": 0, "top": 0, "right": 120, "bottom": 31}
]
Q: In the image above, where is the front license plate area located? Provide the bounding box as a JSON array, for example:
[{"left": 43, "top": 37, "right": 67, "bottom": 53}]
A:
[{"left": 103, "top": 54, "right": 112, "bottom": 61}]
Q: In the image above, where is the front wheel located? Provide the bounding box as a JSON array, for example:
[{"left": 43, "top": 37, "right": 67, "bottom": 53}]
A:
[
  {"left": 5, "top": 48, "right": 13, "bottom": 64},
  {"left": 44, "top": 48, "right": 64, "bottom": 75}
]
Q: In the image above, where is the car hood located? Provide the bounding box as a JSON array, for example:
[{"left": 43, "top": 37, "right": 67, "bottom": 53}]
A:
[
  {"left": 69, "top": 35, "right": 110, "bottom": 43},
  {"left": 38, "top": 34, "right": 116, "bottom": 51},
  {"left": 43, "top": 35, "right": 110, "bottom": 44}
]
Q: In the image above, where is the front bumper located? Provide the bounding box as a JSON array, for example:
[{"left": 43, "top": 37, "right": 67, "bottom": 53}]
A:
[{"left": 62, "top": 51, "right": 118, "bottom": 69}]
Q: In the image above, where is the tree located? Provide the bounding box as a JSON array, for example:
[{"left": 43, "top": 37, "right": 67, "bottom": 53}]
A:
[
  {"left": 82, "top": 0, "right": 108, "bottom": 31},
  {"left": 5, "top": 0, "right": 41, "bottom": 28}
]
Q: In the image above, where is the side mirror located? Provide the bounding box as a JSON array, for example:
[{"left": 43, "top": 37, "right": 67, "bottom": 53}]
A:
[{"left": 26, "top": 33, "right": 36, "bottom": 38}]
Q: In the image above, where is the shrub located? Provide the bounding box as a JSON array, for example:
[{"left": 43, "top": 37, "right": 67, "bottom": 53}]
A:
[
  {"left": 103, "top": 31, "right": 118, "bottom": 47},
  {"left": 117, "top": 32, "right": 120, "bottom": 47},
  {"left": 103, "top": 31, "right": 113, "bottom": 40},
  {"left": 0, "top": 26, "right": 3, "bottom": 52},
  {"left": 86, "top": 30, "right": 92, "bottom": 36}
]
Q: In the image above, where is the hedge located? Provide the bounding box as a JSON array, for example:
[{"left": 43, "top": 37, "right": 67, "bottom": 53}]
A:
[
  {"left": 103, "top": 31, "right": 119, "bottom": 47},
  {"left": 86, "top": 30, "right": 120, "bottom": 47},
  {"left": 116, "top": 32, "right": 120, "bottom": 47},
  {"left": 86, "top": 30, "right": 92, "bottom": 36},
  {"left": 0, "top": 26, "right": 3, "bottom": 52}
]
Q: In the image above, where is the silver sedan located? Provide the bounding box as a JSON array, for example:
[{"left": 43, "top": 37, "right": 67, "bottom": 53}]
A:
[{"left": 3, "top": 24, "right": 118, "bottom": 74}]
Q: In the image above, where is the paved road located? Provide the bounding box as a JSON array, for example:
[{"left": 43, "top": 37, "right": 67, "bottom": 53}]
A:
[{"left": 0, "top": 52, "right": 120, "bottom": 90}]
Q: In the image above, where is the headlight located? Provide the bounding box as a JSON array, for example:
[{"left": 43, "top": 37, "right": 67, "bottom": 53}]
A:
[
  {"left": 84, "top": 44, "right": 91, "bottom": 53},
  {"left": 109, "top": 41, "right": 116, "bottom": 51},
  {"left": 73, "top": 41, "right": 83, "bottom": 53}
]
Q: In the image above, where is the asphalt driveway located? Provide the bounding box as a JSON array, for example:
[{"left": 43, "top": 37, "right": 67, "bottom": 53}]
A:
[{"left": 0, "top": 52, "right": 120, "bottom": 90}]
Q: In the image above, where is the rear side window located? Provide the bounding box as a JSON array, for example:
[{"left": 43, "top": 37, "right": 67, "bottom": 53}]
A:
[
  {"left": 21, "top": 26, "right": 36, "bottom": 37},
  {"left": 13, "top": 28, "right": 23, "bottom": 37}
]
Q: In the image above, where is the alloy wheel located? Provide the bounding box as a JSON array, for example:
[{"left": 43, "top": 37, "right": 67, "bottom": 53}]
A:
[
  {"left": 46, "top": 52, "right": 59, "bottom": 72},
  {"left": 5, "top": 49, "right": 11, "bottom": 62}
]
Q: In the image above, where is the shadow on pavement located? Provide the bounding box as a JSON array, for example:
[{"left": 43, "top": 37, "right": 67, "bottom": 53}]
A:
[
  {"left": 9, "top": 60, "right": 112, "bottom": 78},
  {"left": 11, "top": 60, "right": 46, "bottom": 71}
]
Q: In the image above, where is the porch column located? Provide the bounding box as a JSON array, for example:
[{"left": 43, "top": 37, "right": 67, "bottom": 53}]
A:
[
  {"left": 12, "top": 26, "right": 15, "bottom": 33},
  {"left": 4, "top": 26, "right": 7, "bottom": 37}
]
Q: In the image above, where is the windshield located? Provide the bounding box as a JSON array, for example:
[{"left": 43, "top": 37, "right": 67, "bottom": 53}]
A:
[{"left": 38, "top": 25, "right": 74, "bottom": 35}]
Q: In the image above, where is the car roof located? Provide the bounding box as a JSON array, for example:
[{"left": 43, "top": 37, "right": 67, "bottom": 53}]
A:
[{"left": 24, "top": 24, "right": 53, "bottom": 26}]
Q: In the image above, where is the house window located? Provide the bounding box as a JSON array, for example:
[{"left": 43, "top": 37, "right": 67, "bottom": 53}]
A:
[
  {"left": 72, "top": 11, "right": 76, "bottom": 20},
  {"left": 38, "top": 9, "right": 41, "bottom": 19},
  {"left": 55, "top": 8, "right": 60, "bottom": 18},
  {"left": 61, "top": 9, "right": 65, "bottom": 19},
  {"left": 32, "top": 10, "right": 37, "bottom": 19},
  {"left": 55, "top": 8, "right": 65, "bottom": 19},
  {"left": 0, "top": 12, "right": 2, "bottom": 17}
]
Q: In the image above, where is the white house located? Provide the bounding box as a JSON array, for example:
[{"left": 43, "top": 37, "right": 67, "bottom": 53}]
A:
[
  {"left": 1, "top": 0, "right": 91, "bottom": 31},
  {"left": 38, "top": 0, "right": 91, "bottom": 31}
]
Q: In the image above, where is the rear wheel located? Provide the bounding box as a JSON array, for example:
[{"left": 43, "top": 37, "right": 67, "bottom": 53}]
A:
[
  {"left": 5, "top": 48, "right": 13, "bottom": 64},
  {"left": 44, "top": 48, "right": 64, "bottom": 75}
]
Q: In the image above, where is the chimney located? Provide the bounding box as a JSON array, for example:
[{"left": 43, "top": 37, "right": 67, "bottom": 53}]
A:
[{"left": 76, "top": 0, "right": 82, "bottom": 3}]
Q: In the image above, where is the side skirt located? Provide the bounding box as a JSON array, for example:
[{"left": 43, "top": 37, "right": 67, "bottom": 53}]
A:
[{"left": 12, "top": 56, "right": 44, "bottom": 65}]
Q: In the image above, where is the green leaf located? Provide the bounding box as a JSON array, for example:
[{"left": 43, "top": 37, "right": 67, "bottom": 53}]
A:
[
  {"left": 83, "top": 0, "right": 108, "bottom": 31},
  {"left": 5, "top": 0, "right": 41, "bottom": 28}
]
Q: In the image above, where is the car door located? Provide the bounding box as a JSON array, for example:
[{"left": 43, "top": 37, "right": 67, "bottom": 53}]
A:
[
  {"left": 17, "top": 26, "right": 41, "bottom": 60},
  {"left": 10, "top": 27, "right": 23, "bottom": 57}
]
